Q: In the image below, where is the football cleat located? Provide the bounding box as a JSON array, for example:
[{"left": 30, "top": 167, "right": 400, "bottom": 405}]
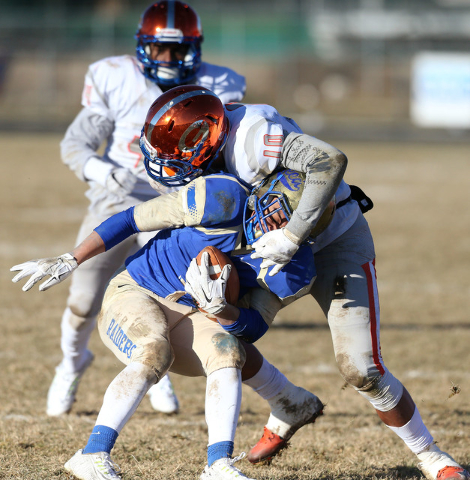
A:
[
  {"left": 418, "top": 444, "right": 470, "bottom": 480},
  {"left": 147, "top": 373, "right": 179, "bottom": 414},
  {"left": 247, "top": 427, "right": 287, "bottom": 465},
  {"left": 437, "top": 466, "right": 470, "bottom": 480},
  {"left": 200, "top": 452, "right": 255, "bottom": 480},
  {"left": 247, "top": 389, "right": 324, "bottom": 464},
  {"left": 64, "top": 449, "right": 121, "bottom": 480},
  {"left": 46, "top": 350, "right": 94, "bottom": 416}
]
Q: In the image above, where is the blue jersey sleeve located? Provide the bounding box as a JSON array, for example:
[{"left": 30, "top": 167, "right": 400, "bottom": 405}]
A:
[
  {"left": 218, "top": 308, "right": 269, "bottom": 343},
  {"left": 94, "top": 207, "right": 140, "bottom": 250}
]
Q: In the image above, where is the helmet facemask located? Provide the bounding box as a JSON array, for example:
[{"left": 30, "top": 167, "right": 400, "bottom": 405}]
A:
[
  {"left": 243, "top": 169, "right": 336, "bottom": 245},
  {"left": 135, "top": 1, "right": 203, "bottom": 87},
  {"left": 244, "top": 172, "right": 293, "bottom": 245},
  {"left": 140, "top": 129, "right": 226, "bottom": 188},
  {"left": 136, "top": 37, "right": 202, "bottom": 87}
]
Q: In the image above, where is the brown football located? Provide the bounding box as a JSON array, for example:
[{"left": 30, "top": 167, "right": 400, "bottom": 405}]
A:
[{"left": 195, "top": 246, "right": 240, "bottom": 307}]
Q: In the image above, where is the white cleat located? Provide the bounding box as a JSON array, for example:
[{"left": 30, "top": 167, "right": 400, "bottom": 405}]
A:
[
  {"left": 200, "top": 453, "right": 255, "bottom": 480},
  {"left": 46, "top": 350, "right": 94, "bottom": 416},
  {"left": 64, "top": 449, "right": 121, "bottom": 480},
  {"left": 147, "top": 373, "right": 179, "bottom": 414}
]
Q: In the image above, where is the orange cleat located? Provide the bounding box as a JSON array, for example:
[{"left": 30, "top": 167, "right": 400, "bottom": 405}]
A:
[
  {"left": 437, "top": 466, "right": 470, "bottom": 480},
  {"left": 247, "top": 426, "right": 287, "bottom": 465},
  {"left": 247, "top": 408, "right": 323, "bottom": 465}
]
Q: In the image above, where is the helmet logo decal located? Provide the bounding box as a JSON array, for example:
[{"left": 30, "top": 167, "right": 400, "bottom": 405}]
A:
[
  {"left": 146, "top": 89, "right": 215, "bottom": 139},
  {"left": 279, "top": 169, "right": 303, "bottom": 191},
  {"left": 179, "top": 120, "right": 209, "bottom": 152}
]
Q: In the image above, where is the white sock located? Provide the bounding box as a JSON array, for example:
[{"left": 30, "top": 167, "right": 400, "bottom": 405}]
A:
[
  {"left": 206, "top": 368, "right": 241, "bottom": 445},
  {"left": 95, "top": 362, "right": 158, "bottom": 433},
  {"left": 242, "top": 358, "right": 288, "bottom": 400},
  {"left": 387, "top": 407, "right": 434, "bottom": 454},
  {"left": 244, "top": 358, "right": 322, "bottom": 439},
  {"left": 60, "top": 307, "right": 96, "bottom": 372}
]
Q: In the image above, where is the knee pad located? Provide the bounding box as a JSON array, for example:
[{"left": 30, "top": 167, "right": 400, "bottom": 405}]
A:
[
  {"left": 205, "top": 333, "right": 246, "bottom": 375},
  {"left": 355, "top": 369, "right": 403, "bottom": 412}
]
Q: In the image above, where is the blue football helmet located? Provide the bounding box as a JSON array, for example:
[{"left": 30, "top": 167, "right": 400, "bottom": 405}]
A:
[{"left": 243, "top": 169, "right": 336, "bottom": 245}]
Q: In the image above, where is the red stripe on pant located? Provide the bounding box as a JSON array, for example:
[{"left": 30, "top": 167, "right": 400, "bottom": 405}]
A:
[{"left": 362, "top": 259, "right": 385, "bottom": 376}]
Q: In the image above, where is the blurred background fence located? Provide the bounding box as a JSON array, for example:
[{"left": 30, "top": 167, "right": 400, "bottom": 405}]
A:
[{"left": 1, "top": 0, "right": 470, "bottom": 141}]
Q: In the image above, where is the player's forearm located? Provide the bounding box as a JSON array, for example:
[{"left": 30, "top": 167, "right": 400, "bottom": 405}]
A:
[
  {"left": 72, "top": 208, "right": 140, "bottom": 264},
  {"left": 214, "top": 304, "right": 240, "bottom": 324},
  {"left": 281, "top": 132, "right": 347, "bottom": 242},
  {"left": 71, "top": 231, "right": 106, "bottom": 265},
  {"left": 60, "top": 108, "right": 114, "bottom": 182}
]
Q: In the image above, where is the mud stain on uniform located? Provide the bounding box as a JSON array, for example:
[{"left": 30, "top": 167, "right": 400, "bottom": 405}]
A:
[
  {"left": 212, "top": 333, "right": 241, "bottom": 357},
  {"left": 207, "top": 378, "right": 220, "bottom": 400},
  {"left": 335, "top": 352, "right": 366, "bottom": 388}
]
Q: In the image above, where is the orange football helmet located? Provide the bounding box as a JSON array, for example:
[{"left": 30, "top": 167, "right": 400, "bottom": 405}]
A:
[
  {"left": 135, "top": 1, "right": 203, "bottom": 86},
  {"left": 140, "top": 85, "right": 229, "bottom": 187}
]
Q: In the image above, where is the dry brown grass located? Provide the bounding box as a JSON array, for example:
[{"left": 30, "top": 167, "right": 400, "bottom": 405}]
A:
[{"left": 1, "top": 134, "right": 469, "bottom": 479}]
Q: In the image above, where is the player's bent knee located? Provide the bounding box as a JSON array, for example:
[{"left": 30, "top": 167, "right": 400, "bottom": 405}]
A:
[
  {"left": 64, "top": 306, "right": 96, "bottom": 330},
  {"left": 205, "top": 333, "right": 246, "bottom": 375},
  {"left": 68, "top": 293, "right": 103, "bottom": 319},
  {"left": 133, "top": 339, "right": 175, "bottom": 379}
]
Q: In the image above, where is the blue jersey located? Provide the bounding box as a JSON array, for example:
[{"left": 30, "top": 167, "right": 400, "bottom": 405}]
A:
[
  {"left": 95, "top": 173, "right": 316, "bottom": 311},
  {"left": 121, "top": 174, "right": 316, "bottom": 308}
]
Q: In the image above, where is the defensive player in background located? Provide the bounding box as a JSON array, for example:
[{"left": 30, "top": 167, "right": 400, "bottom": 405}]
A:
[
  {"left": 11, "top": 171, "right": 324, "bottom": 480},
  {"left": 138, "top": 85, "right": 470, "bottom": 480},
  {"left": 51, "top": 0, "right": 246, "bottom": 417}
]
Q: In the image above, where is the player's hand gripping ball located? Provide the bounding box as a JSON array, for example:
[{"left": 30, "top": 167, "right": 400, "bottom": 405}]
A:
[
  {"left": 196, "top": 246, "right": 239, "bottom": 305},
  {"left": 184, "top": 246, "right": 239, "bottom": 316}
]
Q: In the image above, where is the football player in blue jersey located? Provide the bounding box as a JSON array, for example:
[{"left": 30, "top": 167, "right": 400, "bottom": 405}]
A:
[{"left": 11, "top": 170, "right": 325, "bottom": 480}]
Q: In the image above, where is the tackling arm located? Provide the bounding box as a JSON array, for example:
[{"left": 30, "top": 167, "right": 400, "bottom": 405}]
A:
[{"left": 280, "top": 132, "right": 347, "bottom": 243}]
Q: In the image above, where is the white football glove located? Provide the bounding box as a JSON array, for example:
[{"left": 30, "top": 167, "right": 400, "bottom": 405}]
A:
[
  {"left": 10, "top": 253, "right": 78, "bottom": 292},
  {"left": 184, "top": 253, "right": 231, "bottom": 315},
  {"left": 251, "top": 228, "right": 299, "bottom": 276},
  {"left": 106, "top": 167, "right": 137, "bottom": 198}
]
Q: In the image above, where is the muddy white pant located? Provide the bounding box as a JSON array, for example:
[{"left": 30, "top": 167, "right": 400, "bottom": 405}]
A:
[{"left": 311, "top": 213, "right": 404, "bottom": 411}]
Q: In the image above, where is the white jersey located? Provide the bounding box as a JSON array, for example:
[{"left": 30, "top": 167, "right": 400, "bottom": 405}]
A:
[
  {"left": 223, "top": 103, "right": 359, "bottom": 253},
  {"left": 65, "top": 54, "right": 246, "bottom": 200}
]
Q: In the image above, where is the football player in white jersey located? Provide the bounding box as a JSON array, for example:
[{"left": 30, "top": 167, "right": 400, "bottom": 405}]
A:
[
  {"left": 137, "top": 85, "right": 469, "bottom": 480},
  {"left": 50, "top": 0, "right": 246, "bottom": 417},
  {"left": 11, "top": 171, "right": 325, "bottom": 480}
]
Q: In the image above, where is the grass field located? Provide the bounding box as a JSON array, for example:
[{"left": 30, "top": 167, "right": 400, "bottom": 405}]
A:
[{"left": 1, "top": 133, "right": 469, "bottom": 479}]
